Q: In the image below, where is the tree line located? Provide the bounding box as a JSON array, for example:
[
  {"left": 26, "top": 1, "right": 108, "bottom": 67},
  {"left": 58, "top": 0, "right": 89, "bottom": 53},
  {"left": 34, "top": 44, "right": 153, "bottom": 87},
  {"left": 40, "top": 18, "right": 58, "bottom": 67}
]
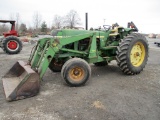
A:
[{"left": 0, "top": 10, "right": 81, "bottom": 36}]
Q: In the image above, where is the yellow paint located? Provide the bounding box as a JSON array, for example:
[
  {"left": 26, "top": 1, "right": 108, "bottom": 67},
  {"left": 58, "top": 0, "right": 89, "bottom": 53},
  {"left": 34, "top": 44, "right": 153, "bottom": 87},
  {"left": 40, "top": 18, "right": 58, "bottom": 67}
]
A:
[
  {"left": 52, "top": 43, "right": 57, "bottom": 47},
  {"left": 54, "top": 36, "right": 63, "bottom": 38},
  {"left": 54, "top": 36, "right": 70, "bottom": 38},
  {"left": 69, "top": 67, "right": 85, "bottom": 82},
  {"left": 96, "top": 36, "right": 104, "bottom": 38},
  {"left": 130, "top": 42, "right": 145, "bottom": 67}
]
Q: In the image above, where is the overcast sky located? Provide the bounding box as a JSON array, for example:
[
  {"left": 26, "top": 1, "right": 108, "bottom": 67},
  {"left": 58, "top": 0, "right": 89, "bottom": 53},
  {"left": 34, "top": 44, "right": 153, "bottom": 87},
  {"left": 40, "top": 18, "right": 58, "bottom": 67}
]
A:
[{"left": 0, "top": 0, "right": 159, "bottom": 33}]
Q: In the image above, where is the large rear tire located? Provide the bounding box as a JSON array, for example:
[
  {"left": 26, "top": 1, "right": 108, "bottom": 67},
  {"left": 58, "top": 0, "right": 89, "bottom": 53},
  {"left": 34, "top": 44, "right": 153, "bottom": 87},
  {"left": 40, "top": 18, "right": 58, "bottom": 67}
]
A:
[
  {"left": 116, "top": 33, "right": 148, "bottom": 75},
  {"left": 49, "top": 58, "right": 64, "bottom": 72},
  {"left": 2, "top": 36, "right": 22, "bottom": 54},
  {"left": 61, "top": 58, "right": 91, "bottom": 87}
]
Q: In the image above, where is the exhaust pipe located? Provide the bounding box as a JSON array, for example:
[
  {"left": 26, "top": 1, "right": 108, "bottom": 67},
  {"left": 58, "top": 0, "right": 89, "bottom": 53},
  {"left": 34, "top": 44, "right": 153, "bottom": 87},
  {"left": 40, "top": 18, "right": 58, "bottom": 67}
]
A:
[{"left": 85, "top": 13, "right": 88, "bottom": 30}]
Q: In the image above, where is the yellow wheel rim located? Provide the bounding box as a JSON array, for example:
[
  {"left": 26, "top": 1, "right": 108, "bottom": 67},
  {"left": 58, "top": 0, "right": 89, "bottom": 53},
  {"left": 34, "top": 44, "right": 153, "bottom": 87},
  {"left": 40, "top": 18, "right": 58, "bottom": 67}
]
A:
[
  {"left": 130, "top": 42, "right": 145, "bottom": 67},
  {"left": 69, "top": 67, "right": 85, "bottom": 82}
]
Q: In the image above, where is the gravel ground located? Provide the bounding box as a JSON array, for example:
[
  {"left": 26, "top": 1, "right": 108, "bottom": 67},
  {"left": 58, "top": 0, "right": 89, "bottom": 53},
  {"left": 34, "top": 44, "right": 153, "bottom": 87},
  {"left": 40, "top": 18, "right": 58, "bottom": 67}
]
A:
[{"left": 0, "top": 37, "right": 160, "bottom": 120}]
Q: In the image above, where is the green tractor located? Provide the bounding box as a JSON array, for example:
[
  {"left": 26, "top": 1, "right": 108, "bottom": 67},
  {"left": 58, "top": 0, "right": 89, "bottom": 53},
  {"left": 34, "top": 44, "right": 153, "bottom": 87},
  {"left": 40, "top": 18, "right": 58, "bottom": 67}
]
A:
[{"left": 2, "top": 22, "right": 148, "bottom": 101}]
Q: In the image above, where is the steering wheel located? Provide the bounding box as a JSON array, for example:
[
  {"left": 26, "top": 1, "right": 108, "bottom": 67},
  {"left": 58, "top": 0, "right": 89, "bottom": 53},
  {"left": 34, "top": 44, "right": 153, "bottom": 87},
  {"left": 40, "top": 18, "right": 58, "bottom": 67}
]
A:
[{"left": 103, "top": 25, "right": 111, "bottom": 31}]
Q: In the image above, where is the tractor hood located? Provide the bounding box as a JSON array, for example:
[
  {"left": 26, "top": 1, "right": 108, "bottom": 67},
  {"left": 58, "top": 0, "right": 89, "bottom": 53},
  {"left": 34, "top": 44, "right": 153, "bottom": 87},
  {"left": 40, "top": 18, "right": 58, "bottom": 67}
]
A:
[{"left": 51, "top": 29, "right": 109, "bottom": 39}]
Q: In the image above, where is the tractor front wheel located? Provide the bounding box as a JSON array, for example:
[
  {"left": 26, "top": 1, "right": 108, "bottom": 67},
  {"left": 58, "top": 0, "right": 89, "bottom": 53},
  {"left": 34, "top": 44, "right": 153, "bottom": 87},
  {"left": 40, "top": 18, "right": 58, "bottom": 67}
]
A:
[
  {"left": 61, "top": 58, "right": 91, "bottom": 87},
  {"left": 116, "top": 33, "right": 148, "bottom": 75},
  {"left": 2, "top": 36, "right": 22, "bottom": 54}
]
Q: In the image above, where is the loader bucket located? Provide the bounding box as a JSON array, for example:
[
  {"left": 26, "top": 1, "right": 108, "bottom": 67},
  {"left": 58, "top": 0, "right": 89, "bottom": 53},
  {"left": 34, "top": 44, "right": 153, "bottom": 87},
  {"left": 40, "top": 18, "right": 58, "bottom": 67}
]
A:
[{"left": 2, "top": 61, "right": 40, "bottom": 101}]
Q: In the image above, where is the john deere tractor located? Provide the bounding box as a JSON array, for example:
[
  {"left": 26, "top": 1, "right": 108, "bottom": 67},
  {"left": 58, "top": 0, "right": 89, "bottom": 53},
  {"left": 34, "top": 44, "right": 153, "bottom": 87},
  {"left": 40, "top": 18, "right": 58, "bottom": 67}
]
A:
[
  {"left": 0, "top": 20, "right": 22, "bottom": 54},
  {"left": 2, "top": 21, "right": 148, "bottom": 101}
]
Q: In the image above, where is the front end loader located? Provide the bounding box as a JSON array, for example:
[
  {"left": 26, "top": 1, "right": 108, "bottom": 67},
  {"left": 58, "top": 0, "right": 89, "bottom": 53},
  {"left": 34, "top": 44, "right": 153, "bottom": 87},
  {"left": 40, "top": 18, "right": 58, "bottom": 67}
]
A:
[{"left": 2, "top": 22, "right": 149, "bottom": 101}]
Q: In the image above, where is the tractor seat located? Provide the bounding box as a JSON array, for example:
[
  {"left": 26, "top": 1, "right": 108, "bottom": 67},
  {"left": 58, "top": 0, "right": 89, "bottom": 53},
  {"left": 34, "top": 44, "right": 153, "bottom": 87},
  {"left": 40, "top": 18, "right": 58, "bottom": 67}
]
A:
[
  {"left": 109, "top": 26, "right": 124, "bottom": 36},
  {"left": 109, "top": 27, "right": 119, "bottom": 36}
]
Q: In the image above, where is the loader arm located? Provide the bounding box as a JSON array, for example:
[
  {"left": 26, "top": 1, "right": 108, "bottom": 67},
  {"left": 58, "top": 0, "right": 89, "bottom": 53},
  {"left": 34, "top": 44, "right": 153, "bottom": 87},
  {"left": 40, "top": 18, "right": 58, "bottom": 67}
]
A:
[{"left": 29, "top": 32, "right": 96, "bottom": 79}]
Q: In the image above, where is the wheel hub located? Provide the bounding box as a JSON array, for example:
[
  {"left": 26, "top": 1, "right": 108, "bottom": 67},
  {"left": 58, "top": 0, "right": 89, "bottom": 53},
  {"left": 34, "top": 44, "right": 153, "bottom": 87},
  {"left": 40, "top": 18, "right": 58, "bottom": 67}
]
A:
[
  {"left": 130, "top": 42, "right": 145, "bottom": 67},
  {"left": 69, "top": 67, "right": 84, "bottom": 81},
  {"left": 8, "top": 41, "right": 18, "bottom": 50},
  {"left": 135, "top": 52, "right": 140, "bottom": 57}
]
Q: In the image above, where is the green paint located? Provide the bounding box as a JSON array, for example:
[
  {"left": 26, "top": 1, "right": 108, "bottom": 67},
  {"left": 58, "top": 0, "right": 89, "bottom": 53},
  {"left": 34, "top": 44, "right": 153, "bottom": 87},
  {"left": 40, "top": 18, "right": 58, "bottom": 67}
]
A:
[{"left": 29, "top": 27, "right": 134, "bottom": 79}]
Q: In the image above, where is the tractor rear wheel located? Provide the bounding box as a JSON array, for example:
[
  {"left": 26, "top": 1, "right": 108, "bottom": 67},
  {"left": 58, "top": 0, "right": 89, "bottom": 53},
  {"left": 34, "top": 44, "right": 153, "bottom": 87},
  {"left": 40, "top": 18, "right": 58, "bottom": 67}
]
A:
[
  {"left": 49, "top": 58, "right": 64, "bottom": 72},
  {"left": 61, "top": 58, "right": 91, "bottom": 87},
  {"left": 116, "top": 33, "right": 148, "bottom": 75},
  {"left": 2, "top": 36, "right": 22, "bottom": 54}
]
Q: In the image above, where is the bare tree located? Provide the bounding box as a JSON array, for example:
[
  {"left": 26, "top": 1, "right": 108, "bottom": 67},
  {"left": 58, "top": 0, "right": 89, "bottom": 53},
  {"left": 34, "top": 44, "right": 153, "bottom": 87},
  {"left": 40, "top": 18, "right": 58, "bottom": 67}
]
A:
[
  {"left": 0, "top": 24, "right": 9, "bottom": 35},
  {"left": 53, "top": 15, "right": 63, "bottom": 29},
  {"left": 15, "top": 13, "right": 20, "bottom": 31},
  {"left": 65, "top": 10, "right": 81, "bottom": 29},
  {"left": 19, "top": 23, "right": 27, "bottom": 35},
  {"left": 32, "top": 12, "right": 42, "bottom": 31}
]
